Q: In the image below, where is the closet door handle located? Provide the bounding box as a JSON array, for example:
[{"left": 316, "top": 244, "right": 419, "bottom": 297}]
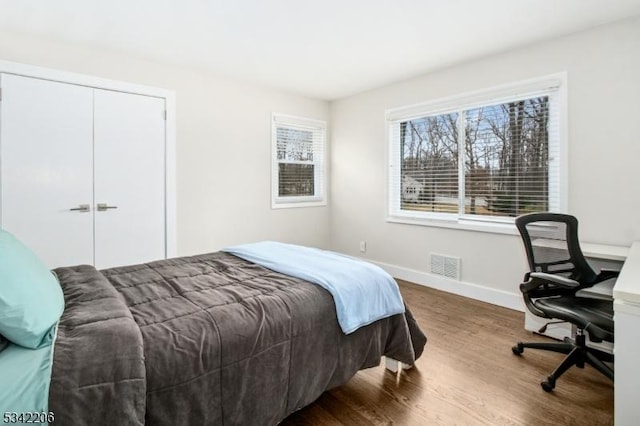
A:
[
  {"left": 97, "top": 203, "right": 118, "bottom": 212},
  {"left": 70, "top": 204, "right": 91, "bottom": 212}
]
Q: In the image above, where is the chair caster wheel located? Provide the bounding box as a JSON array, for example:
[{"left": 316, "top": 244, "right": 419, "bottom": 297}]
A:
[
  {"left": 512, "top": 343, "right": 524, "bottom": 356},
  {"left": 541, "top": 377, "right": 555, "bottom": 392}
]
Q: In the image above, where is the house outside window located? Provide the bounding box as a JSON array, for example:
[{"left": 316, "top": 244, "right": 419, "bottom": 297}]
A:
[
  {"left": 272, "top": 114, "right": 326, "bottom": 208},
  {"left": 387, "top": 75, "right": 566, "bottom": 229}
]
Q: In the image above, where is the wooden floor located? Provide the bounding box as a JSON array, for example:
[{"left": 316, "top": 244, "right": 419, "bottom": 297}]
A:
[{"left": 282, "top": 280, "right": 614, "bottom": 426}]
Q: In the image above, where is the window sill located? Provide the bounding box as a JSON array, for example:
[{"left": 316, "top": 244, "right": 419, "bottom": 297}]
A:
[
  {"left": 386, "top": 215, "right": 518, "bottom": 235},
  {"left": 272, "top": 200, "right": 327, "bottom": 209}
]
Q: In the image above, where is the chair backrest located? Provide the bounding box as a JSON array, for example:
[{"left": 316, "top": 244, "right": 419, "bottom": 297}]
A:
[{"left": 515, "top": 212, "right": 598, "bottom": 286}]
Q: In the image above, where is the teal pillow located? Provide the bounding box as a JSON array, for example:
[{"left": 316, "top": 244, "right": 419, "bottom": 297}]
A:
[
  {"left": 0, "top": 230, "right": 64, "bottom": 349},
  {"left": 0, "top": 334, "right": 8, "bottom": 352}
]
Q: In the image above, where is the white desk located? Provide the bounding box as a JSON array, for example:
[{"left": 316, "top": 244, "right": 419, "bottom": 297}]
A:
[
  {"left": 580, "top": 242, "right": 629, "bottom": 262},
  {"left": 612, "top": 241, "right": 640, "bottom": 426},
  {"left": 530, "top": 238, "right": 628, "bottom": 262}
]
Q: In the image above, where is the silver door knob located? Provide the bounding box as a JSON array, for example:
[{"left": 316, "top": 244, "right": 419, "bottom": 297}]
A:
[
  {"left": 70, "top": 204, "right": 90, "bottom": 212},
  {"left": 97, "top": 203, "right": 118, "bottom": 212}
]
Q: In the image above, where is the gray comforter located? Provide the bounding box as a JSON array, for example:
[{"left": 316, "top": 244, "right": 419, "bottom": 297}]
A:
[{"left": 49, "top": 252, "right": 426, "bottom": 425}]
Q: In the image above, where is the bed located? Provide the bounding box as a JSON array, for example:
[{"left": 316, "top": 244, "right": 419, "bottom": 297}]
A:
[{"left": 1, "top": 236, "right": 426, "bottom": 426}]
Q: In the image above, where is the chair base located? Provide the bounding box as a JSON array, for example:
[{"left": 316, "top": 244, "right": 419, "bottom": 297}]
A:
[{"left": 512, "top": 334, "right": 614, "bottom": 392}]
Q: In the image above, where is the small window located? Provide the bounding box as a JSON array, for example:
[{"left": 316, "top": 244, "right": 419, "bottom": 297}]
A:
[
  {"left": 272, "top": 114, "right": 326, "bottom": 208},
  {"left": 387, "top": 75, "right": 566, "bottom": 228}
]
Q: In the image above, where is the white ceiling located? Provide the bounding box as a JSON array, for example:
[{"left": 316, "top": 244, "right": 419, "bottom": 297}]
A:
[{"left": 1, "top": 0, "right": 639, "bottom": 100}]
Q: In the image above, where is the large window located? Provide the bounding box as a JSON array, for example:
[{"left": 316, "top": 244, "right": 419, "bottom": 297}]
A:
[
  {"left": 272, "top": 114, "right": 326, "bottom": 208},
  {"left": 388, "top": 76, "right": 565, "bottom": 227}
]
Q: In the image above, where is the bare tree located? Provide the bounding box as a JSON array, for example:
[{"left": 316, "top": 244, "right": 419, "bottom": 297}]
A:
[{"left": 400, "top": 97, "right": 549, "bottom": 217}]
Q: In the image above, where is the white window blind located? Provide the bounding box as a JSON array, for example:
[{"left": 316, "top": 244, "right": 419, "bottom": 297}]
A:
[
  {"left": 272, "top": 114, "right": 326, "bottom": 208},
  {"left": 388, "top": 76, "right": 564, "bottom": 225}
]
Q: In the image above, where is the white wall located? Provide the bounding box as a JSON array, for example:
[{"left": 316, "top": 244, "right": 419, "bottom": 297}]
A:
[
  {"left": 0, "top": 30, "right": 330, "bottom": 256},
  {"left": 329, "top": 17, "right": 640, "bottom": 308},
  {"left": 1, "top": 18, "right": 638, "bottom": 309}
]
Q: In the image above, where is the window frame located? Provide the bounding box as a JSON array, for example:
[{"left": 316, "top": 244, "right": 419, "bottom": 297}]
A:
[
  {"left": 271, "top": 113, "right": 327, "bottom": 209},
  {"left": 386, "top": 74, "right": 568, "bottom": 234}
]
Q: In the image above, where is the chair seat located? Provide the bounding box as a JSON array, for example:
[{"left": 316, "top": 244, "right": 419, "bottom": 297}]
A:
[{"left": 534, "top": 296, "right": 614, "bottom": 342}]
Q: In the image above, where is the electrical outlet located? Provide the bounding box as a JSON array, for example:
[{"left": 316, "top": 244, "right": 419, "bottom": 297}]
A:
[{"left": 359, "top": 241, "right": 367, "bottom": 253}]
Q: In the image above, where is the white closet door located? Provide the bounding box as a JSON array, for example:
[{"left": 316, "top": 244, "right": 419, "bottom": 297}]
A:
[
  {"left": 93, "top": 89, "right": 166, "bottom": 269},
  {"left": 0, "top": 74, "right": 94, "bottom": 268}
]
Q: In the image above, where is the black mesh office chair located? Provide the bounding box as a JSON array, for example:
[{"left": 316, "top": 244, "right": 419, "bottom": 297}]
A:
[{"left": 512, "top": 212, "right": 618, "bottom": 392}]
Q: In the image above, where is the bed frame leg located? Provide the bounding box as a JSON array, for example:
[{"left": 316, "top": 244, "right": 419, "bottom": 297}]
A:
[{"left": 384, "top": 357, "right": 412, "bottom": 373}]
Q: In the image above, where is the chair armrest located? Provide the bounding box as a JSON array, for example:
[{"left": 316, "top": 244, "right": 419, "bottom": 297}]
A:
[
  {"left": 529, "top": 272, "right": 580, "bottom": 288},
  {"left": 519, "top": 272, "right": 580, "bottom": 317},
  {"left": 595, "top": 268, "right": 620, "bottom": 283}
]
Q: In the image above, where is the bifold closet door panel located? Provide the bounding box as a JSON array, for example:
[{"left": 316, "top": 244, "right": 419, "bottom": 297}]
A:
[
  {"left": 93, "top": 89, "right": 166, "bottom": 269},
  {"left": 0, "top": 73, "right": 94, "bottom": 268}
]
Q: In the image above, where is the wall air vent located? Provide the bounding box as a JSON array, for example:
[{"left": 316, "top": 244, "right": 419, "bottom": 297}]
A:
[{"left": 429, "top": 253, "right": 461, "bottom": 280}]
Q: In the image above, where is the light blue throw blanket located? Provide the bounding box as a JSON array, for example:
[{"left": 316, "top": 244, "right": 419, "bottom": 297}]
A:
[{"left": 223, "top": 242, "right": 405, "bottom": 334}]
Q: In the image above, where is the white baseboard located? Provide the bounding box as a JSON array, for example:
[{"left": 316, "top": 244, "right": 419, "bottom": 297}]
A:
[{"left": 368, "top": 259, "right": 524, "bottom": 312}]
